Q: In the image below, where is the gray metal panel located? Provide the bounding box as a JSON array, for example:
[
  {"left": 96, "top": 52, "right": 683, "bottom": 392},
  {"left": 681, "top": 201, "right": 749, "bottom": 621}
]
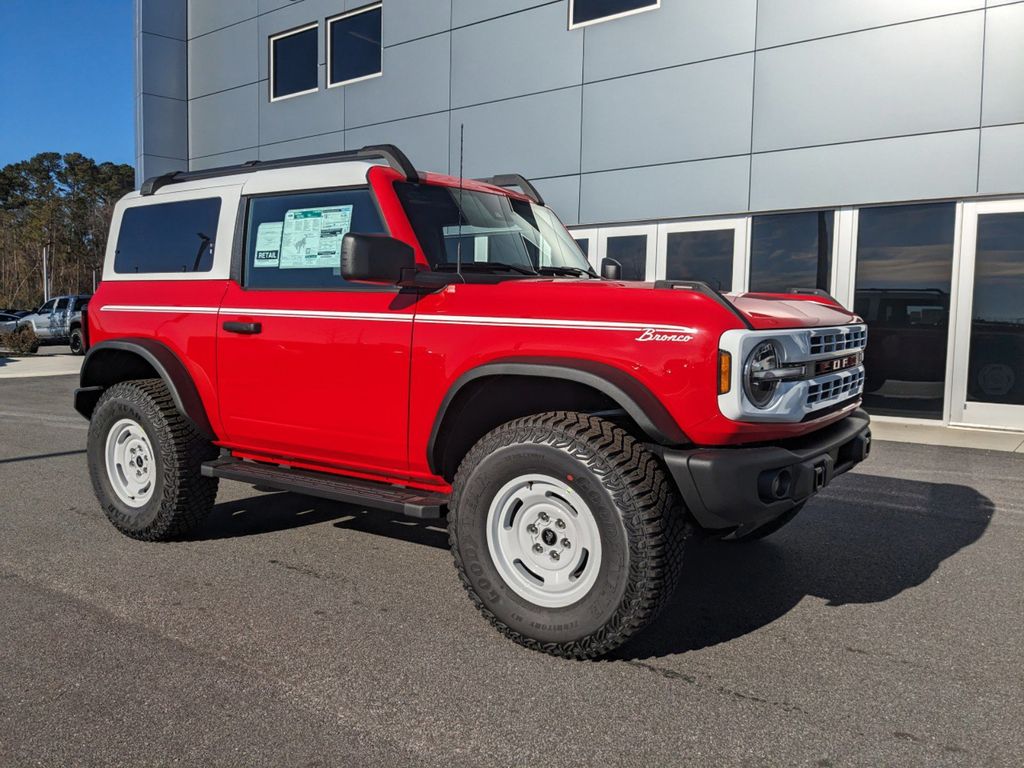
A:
[
  {"left": 583, "top": 0, "right": 755, "bottom": 82},
  {"left": 987, "top": 0, "right": 1021, "bottom": 6},
  {"left": 376, "top": 0, "right": 451, "bottom": 46},
  {"left": 451, "top": 3, "right": 582, "bottom": 108},
  {"left": 139, "top": 32, "right": 187, "bottom": 101},
  {"left": 189, "top": 18, "right": 260, "bottom": 98},
  {"left": 258, "top": 0, "right": 296, "bottom": 12},
  {"left": 452, "top": 0, "right": 556, "bottom": 27},
  {"left": 345, "top": 112, "right": 451, "bottom": 174},
  {"left": 190, "top": 149, "right": 260, "bottom": 171},
  {"left": 977, "top": 124, "right": 1024, "bottom": 194},
  {"left": 750, "top": 130, "right": 980, "bottom": 211},
  {"left": 259, "top": 66, "right": 343, "bottom": 144},
  {"left": 533, "top": 175, "right": 581, "bottom": 226},
  {"left": 756, "top": 0, "right": 984, "bottom": 48},
  {"left": 344, "top": 34, "right": 450, "bottom": 128},
  {"left": 981, "top": 2, "right": 1024, "bottom": 126},
  {"left": 580, "top": 156, "right": 750, "bottom": 224},
  {"left": 582, "top": 54, "right": 753, "bottom": 172},
  {"left": 753, "top": 13, "right": 985, "bottom": 153},
  {"left": 139, "top": 0, "right": 186, "bottom": 39},
  {"left": 450, "top": 88, "right": 582, "bottom": 179},
  {"left": 138, "top": 155, "right": 188, "bottom": 184},
  {"left": 259, "top": 131, "right": 345, "bottom": 161},
  {"left": 188, "top": 0, "right": 257, "bottom": 39},
  {"left": 189, "top": 84, "right": 261, "bottom": 158},
  {"left": 140, "top": 95, "right": 189, "bottom": 160}
]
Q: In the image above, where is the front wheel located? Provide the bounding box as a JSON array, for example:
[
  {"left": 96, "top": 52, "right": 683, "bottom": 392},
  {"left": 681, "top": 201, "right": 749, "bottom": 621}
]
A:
[{"left": 448, "top": 412, "right": 687, "bottom": 659}]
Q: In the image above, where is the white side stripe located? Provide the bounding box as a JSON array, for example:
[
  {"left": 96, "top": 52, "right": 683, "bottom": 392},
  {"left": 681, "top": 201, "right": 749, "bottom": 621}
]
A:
[{"left": 100, "top": 305, "right": 697, "bottom": 334}]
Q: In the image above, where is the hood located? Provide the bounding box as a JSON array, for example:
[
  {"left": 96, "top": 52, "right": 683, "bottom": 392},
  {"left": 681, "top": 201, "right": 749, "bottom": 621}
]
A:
[{"left": 724, "top": 292, "right": 860, "bottom": 330}]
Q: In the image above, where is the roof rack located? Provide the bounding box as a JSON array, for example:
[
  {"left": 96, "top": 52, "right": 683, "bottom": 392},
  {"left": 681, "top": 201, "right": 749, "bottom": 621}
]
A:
[
  {"left": 475, "top": 174, "right": 545, "bottom": 205},
  {"left": 140, "top": 144, "right": 419, "bottom": 196}
]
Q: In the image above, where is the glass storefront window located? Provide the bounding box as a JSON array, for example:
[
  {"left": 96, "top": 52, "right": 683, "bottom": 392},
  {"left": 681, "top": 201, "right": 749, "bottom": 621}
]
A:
[
  {"left": 605, "top": 235, "right": 648, "bottom": 280},
  {"left": 853, "top": 203, "right": 956, "bottom": 419},
  {"left": 967, "top": 213, "right": 1024, "bottom": 406},
  {"left": 664, "top": 230, "right": 733, "bottom": 289},
  {"left": 750, "top": 211, "right": 833, "bottom": 293}
]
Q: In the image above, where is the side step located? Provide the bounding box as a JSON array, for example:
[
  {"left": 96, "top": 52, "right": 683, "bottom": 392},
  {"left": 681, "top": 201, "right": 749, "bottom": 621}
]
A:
[{"left": 202, "top": 456, "right": 448, "bottom": 520}]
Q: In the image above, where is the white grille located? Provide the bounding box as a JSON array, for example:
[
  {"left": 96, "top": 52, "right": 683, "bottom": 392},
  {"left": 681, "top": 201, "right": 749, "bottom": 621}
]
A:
[
  {"left": 807, "top": 369, "right": 865, "bottom": 407},
  {"left": 809, "top": 326, "right": 867, "bottom": 355}
]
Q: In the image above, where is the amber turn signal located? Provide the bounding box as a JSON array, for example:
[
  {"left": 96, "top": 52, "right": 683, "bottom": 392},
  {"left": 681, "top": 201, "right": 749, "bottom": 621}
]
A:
[{"left": 718, "top": 350, "right": 732, "bottom": 394}]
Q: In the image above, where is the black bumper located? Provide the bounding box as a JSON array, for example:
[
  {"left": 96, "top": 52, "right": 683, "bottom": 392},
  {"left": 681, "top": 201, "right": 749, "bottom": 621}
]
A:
[{"left": 659, "top": 410, "right": 871, "bottom": 533}]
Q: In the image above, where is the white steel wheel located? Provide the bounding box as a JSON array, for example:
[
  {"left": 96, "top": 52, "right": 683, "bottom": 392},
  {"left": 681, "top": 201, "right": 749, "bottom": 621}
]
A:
[
  {"left": 486, "top": 473, "right": 603, "bottom": 609},
  {"left": 104, "top": 418, "right": 156, "bottom": 508}
]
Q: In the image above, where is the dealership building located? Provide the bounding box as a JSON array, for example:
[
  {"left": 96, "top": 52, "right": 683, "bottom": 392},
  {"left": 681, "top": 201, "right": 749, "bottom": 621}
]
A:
[{"left": 134, "top": 0, "right": 1024, "bottom": 432}]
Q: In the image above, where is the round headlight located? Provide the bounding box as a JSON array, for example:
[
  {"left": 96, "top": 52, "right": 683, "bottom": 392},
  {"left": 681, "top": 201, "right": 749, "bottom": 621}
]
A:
[{"left": 744, "top": 341, "right": 781, "bottom": 408}]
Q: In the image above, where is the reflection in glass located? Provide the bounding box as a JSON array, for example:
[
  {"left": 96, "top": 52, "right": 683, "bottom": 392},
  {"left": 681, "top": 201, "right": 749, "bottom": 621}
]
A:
[
  {"left": 967, "top": 213, "right": 1024, "bottom": 406},
  {"left": 750, "top": 211, "right": 833, "bottom": 293},
  {"left": 665, "top": 230, "right": 733, "bottom": 290},
  {"left": 853, "top": 203, "right": 955, "bottom": 419},
  {"left": 605, "top": 235, "right": 647, "bottom": 280},
  {"left": 574, "top": 238, "right": 590, "bottom": 257}
]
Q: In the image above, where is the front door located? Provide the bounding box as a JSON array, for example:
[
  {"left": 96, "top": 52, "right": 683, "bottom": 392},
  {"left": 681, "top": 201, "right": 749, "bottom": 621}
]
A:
[
  {"left": 216, "top": 186, "right": 416, "bottom": 477},
  {"left": 33, "top": 299, "right": 56, "bottom": 338},
  {"left": 950, "top": 200, "right": 1024, "bottom": 430}
]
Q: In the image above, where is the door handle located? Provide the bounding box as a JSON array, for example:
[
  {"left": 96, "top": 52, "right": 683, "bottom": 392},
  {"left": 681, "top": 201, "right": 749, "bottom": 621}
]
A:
[{"left": 222, "top": 321, "right": 262, "bottom": 334}]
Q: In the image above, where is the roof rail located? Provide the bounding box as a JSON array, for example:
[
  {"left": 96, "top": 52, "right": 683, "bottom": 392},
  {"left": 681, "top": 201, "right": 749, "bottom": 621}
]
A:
[
  {"left": 140, "top": 144, "right": 419, "bottom": 196},
  {"left": 476, "top": 174, "right": 545, "bottom": 205}
]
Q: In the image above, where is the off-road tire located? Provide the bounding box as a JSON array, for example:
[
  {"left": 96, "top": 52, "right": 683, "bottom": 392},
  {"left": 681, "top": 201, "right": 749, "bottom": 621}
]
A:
[
  {"left": 725, "top": 501, "right": 806, "bottom": 543},
  {"left": 87, "top": 378, "right": 218, "bottom": 541},
  {"left": 448, "top": 411, "right": 687, "bottom": 659},
  {"left": 69, "top": 327, "right": 84, "bottom": 355}
]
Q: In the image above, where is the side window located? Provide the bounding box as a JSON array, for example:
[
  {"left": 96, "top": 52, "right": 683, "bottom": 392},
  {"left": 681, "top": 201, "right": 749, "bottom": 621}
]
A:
[
  {"left": 270, "top": 24, "right": 319, "bottom": 100},
  {"left": 243, "top": 188, "right": 386, "bottom": 290},
  {"left": 328, "top": 4, "right": 383, "bottom": 87},
  {"left": 114, "top": 198, "right": 222, "bottom": 274},
  {"left": 54, "top": 298, "right": 70, "bottom": 312},
  {"left": 38, "top": 299, "right": 56, "bottom": 314}
]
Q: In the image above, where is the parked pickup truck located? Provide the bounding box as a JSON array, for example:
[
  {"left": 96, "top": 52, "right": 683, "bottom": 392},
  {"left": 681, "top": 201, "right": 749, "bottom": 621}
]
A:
[
  {"left": 74, "top": 145, "right": 871, "bottom": 658},
  {"left": 18, "top": 294, "right": 90, "bottom": 354}
]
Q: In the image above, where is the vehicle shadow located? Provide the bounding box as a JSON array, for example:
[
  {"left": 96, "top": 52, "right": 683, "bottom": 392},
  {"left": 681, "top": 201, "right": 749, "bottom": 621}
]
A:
[
  {"left": 613, "top": 472, "right": 994, "bottom": 660},
  {"left": 190, "top": 490, "right": 449, "bottom": 548}
]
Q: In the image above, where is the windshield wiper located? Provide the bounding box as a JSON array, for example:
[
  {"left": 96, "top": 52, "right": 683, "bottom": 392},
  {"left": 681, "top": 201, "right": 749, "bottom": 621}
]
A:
[
  {"left": 536, "top": 265, "right": 596, "bottom": 278},
  {"left": 435, "top": 261, "right": 538, "bottom": 275}
]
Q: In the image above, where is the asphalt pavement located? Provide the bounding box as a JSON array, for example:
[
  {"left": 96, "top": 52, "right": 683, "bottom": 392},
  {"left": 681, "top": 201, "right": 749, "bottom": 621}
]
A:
[{"left": 1, "top": 375, "right": 1021, "bottom": 767}]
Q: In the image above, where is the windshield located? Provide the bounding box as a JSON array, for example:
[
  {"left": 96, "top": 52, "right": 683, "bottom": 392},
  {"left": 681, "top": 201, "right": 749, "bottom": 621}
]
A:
[{"left": 395, "top": 182, "right": 594, "bottom": 276}]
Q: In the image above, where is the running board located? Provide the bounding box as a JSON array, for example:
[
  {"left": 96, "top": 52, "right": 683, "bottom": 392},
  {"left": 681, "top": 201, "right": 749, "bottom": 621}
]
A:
[{"left": 202, "top": 457, "right": 448, "bottom": 520}]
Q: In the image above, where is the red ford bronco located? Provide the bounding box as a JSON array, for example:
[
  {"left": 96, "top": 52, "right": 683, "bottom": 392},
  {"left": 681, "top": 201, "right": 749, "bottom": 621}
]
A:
[{"left": 76, "top": 145, "right": 870, "bottom": 658}]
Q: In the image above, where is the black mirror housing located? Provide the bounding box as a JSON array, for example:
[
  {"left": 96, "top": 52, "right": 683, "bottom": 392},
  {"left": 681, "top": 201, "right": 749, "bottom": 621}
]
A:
[
  {"left": 601, "top": 257, "right": 622, "bottom": 280},
  {"left": 340, "top": 233, "right": 416, "bottom": 283}
]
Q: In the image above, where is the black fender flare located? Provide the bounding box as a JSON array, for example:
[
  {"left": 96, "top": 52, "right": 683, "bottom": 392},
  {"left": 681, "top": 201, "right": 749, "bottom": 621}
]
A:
[
  {"left": 74, "top": 338, "right": 216, "bottom": 440},
  {"left": 427, "top": 357, "right": 688, "bottom": 474}
]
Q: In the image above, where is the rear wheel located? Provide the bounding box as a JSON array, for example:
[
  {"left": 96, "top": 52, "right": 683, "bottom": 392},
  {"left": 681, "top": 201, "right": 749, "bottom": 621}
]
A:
[
  {"left": 448, "top": 412, "right": 687, "bottom": 659},
  {"left": 69, "top": 327, "right": 84, "bottom": 355},
  {"left": 87, "top": 379, "right": 218, "bottom": 541}
]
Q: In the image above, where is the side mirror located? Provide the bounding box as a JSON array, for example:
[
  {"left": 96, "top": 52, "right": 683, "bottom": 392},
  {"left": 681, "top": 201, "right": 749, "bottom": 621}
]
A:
[
  {"left": 340, "top": 233, "right": 416, "bottom": 284},
  {"left": 600, "top": 258, "right": 622, "bottom": 280}
]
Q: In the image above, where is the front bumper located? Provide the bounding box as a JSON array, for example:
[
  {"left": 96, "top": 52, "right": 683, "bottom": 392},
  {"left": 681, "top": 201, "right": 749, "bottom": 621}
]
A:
[{"left": 658, "top": 409, "right": 871, "bottom": 533}]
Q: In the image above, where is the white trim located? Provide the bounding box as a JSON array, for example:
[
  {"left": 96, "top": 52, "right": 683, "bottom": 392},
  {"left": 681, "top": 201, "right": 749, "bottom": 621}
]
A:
[
  {"left": 269, "top": 22, "right": 320, "bottom": 103},
  {"left": 326, "top": 3, "right": 383, "bottom": 89},
  {"left": 568, "top": 0, "right": 660, "bottom": 30},
  {"left": 99, "top": 305, "right": 697, "bottom": 334}
]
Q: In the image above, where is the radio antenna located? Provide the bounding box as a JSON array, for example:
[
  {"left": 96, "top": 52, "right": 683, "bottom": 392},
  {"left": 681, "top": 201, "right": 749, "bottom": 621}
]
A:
[{"left": 456, "top": 123, "right": 465, "bottom": 279}]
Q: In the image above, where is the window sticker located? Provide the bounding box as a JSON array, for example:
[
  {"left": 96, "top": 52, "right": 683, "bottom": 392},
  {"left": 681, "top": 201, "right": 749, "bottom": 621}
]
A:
[
  {"left": 254, "top": 222, "right": 283, "bottom": 268},
  {"left": 280, "top": 205, "right": 354, "bottom": 269}
]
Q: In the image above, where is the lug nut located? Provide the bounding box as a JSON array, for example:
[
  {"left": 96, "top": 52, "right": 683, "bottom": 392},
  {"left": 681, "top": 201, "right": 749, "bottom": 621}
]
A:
[
  {"left": 550, "top": 551, "right": 560, "bottom": 561},
  {"left": 532, "top": 543, "right": 543, "bottom": 553},
  {"left": 526, "top": 523, "right": 538, "bottom": 534},
  {"left": 538, "top": 511, "right": 549, "bottom": 522},
  {"left": 561, "top": 539, "right": 571, "bottom": 548},
  {"left": 555, "top": 519, "right": 566, "bottom": 529}
]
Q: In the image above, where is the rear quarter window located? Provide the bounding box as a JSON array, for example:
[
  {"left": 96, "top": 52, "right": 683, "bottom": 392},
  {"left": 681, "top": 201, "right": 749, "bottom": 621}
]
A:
[
  {"left": 114, "top": 198, "right": 222, "bottom": 274},
  {"left": 243, "top": 188, "right": 385, "bottom": 290}
]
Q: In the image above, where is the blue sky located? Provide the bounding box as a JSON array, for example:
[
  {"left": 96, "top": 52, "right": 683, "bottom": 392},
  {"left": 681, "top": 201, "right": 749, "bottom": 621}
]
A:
[{"left": 0, "top": 0, "right": 134, "bottom": 168}]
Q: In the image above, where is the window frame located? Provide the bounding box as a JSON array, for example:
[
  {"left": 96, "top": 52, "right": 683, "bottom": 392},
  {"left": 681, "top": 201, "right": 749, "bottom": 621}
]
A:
[
  {"left": 568, "top": 0, "right": 660, "bottom": 30},
  {"left": 269, "top": 22, "right": 321, "bottom": 103},
  {"left": 326, "top": 3, "right": 384, "bottom": 89}
]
